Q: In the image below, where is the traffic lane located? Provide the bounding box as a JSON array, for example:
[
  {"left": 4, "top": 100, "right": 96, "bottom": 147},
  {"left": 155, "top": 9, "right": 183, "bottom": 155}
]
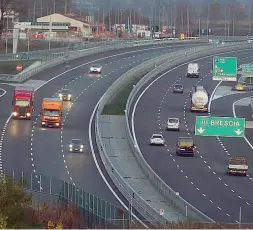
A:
[
  {"left": 27, "top": 43, "right": 200, "bottom": 83},
  {"left": 1, "top": 46, "right": 171, "bottom": 175},
  {"left": 209, "top": 94, "right": 253, "bottom": 201},
  {"left": 134, "top": 52, "right": 253, "bottom": 221},
  {"left": 182, "top": 101, "right": 253, "bottom": 221},
  {"left": 134, "top": 72, "right": 233, "bottom": 222},
  {"left": 30, "top": 48, "right": 180, "bottom": 203},
  {"left": 159, "top": 76, "right": 244, "bottom": 221}
]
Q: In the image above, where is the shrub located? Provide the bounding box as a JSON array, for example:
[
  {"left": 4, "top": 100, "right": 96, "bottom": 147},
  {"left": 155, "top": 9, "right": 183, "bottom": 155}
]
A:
[
  {"left": 27, "top": 202, "right": 87, "bottom": 229},
  {"left": 0, "top": 176, "right": 32, "bottom": 228}
]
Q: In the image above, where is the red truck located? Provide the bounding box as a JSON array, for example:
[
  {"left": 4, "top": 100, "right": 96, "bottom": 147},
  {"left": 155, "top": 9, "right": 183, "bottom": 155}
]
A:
[{"left": 12, "top": 86, "right": 35, "bottom": 119}]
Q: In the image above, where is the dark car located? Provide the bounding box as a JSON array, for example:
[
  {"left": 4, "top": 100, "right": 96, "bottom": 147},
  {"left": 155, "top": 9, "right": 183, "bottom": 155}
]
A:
[
  {"left": 59, "top": 89, "right": 72, "bottom": 101},
  {"left": 176, "top": 137, "right": 195, "bottom": 156},
  {"left": 69, "top": 139, "right": 84, "bottom": 153},
  {"left": 173, "top": 84, "right": 184, "bottom": 93}
]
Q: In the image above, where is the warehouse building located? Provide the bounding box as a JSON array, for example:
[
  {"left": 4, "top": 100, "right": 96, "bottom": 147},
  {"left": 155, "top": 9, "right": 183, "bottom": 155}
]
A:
[{"left": 36, "top": 13, "right": 92, "bottom": 35}]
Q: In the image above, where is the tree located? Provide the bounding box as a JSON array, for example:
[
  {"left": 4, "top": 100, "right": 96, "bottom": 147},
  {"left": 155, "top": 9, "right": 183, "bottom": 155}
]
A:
[
  {"left": 0, "top": 0, "right": 28, "bottom": 39},
  {"left": 0, "top": 176, "right": 32, "bottom": 228}
]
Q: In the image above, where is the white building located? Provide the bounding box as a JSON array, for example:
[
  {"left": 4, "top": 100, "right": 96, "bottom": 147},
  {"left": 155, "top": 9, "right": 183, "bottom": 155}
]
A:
[{"left": 37, "top": 13, "right": 92, "bottom": 35}]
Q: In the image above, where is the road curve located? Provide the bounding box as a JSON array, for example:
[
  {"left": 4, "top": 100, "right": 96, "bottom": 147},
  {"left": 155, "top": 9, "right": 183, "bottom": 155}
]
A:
[
  {"left": 1, "top": 43, "right": 199, "bottom": 206},
  {"left": 134, "top": 49, "right": 253, "bottom": 222}
]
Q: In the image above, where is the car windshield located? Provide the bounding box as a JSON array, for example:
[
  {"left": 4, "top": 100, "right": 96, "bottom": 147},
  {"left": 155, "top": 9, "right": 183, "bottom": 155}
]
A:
[
  {"left": 92, "top": 64, "right": 100, "bottom": 68},
  {"left": 174, "top": 84, "right": 182, "bottom": 89},
  {"left": 15, "top": 100, "right": 29, "bottom": 107},
  {"left": 43, "top": 109, "right": 60, "bottom": 116},
  {"left": 71, "top": 139, "right": 82, "bottom": 144},
  {"left": 152, "top": 135, "right": 163, "bottom": 139},
  {"left": 169, "top": 118, "right": 178, "bottom": 123},
  {"left": 61, "top": 89, "right": 70, "bottom": 94},
  {"left": 179, "top": 138, "right": 193, "bottom": 146}
]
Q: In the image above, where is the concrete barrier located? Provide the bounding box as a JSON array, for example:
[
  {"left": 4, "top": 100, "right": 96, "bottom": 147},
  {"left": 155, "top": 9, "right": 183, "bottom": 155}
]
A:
[{"left": 95, "top": 42, "right": 253, "bottom": 226}]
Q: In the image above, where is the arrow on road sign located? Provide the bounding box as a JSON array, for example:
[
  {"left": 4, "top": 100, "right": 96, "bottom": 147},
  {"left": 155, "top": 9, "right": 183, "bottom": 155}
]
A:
[
  {"left": 235, "top": 129, "right": 243, "bottom": 135},
  {"left": 197, "top": 127, "right": 205, "bottom": 134}
]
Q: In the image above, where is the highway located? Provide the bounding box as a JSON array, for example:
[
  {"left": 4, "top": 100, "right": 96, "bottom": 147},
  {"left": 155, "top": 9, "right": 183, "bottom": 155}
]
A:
[
  {"left": 133, "top": 49, "right": 253, "bottom": 222},
  {"left": 0, "top": 43, "right": 201, "bottom": 206}
]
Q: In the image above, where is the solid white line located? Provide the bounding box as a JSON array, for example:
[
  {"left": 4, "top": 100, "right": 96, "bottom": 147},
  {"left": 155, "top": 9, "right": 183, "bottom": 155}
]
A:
[
  {"left": 233, "top": 97, "right": 253, "bottom": 149},
  {"left": 1, "top": 45, "right": 168, "bottom": 227},
  {"left": 88, "top": 97, "right": 148, "bottom": 228},
  {"left": 0, "top": 88, "right": 6, "bottom": 98},
  {"left": 208, "top": 80, "right": 222, "bottom": 113},
  {"left": 132, "top": 48, "right": 253, "bottom": 146}
]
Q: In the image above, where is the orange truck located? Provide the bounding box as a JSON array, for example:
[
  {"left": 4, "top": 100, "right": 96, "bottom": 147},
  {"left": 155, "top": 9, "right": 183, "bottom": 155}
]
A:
[{"left": 41, "top": 98, "right": 63, "bottom": 128}]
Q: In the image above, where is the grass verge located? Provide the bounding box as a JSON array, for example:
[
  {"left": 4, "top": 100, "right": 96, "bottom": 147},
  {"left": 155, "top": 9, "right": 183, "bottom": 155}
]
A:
[
  {"left": 0, "top": 60, "right": 39, "bottom": 75},
  {"left": 102, "top": 77, "right": 140, "bottom": 115}
]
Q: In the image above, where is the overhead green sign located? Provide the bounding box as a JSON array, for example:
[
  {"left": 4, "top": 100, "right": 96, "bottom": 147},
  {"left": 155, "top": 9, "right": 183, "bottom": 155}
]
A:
[
  {"left": 241, "top": 64, "right": 253, "bottom": 73},
  {"left": 213, "top": 56, "right": 237, "bottom": 81},
  {"left": 195, "top": 116, "right": 245, "bottom": 137}
]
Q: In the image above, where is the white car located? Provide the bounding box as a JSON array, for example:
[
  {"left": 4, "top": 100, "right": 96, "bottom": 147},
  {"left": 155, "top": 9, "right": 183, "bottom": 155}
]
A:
[
  {"left": 150, "top": 134, "right": 165, "bottom": 146},
  {"left": 167, "top": 118, "right": 180, "bottom": 131},
  {"left": 89, "top": 64, "right": 102, "bottom": 74}
]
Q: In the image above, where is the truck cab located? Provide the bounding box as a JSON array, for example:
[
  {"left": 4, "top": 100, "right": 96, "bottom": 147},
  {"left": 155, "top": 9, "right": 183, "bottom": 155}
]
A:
[
  {"left": 176, "top": 137, "right": 195, "bottom": 157},
  {"left": 227, "top": 156, "right": 248, "bottom": 176},
  {"left": 41, "top": 98, "right": 63, "bottom": 128},
  {"left": 12, "top": 86, "right": 35, "bottom": 119}
]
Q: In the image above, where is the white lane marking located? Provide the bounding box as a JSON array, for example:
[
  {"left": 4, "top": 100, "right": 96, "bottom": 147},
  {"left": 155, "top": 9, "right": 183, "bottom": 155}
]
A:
[
  {"left": 0, "top": 46, "right": 167, "bottom": 190},
  {"left": 0, "top": 88, "right": 8, "bottom": 173},
  {"left": 132, "top": 51, "right": 253, "bottom": 221},
  {"left": 89, "top": 92, "right": 148, "bottom": 228}
]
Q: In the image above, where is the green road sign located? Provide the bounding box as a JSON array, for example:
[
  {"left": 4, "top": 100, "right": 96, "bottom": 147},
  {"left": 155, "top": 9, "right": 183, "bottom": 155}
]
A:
[
  {"left": 241, "top": 64, "right": 253, "bottom": 73},
  {"left": 213, "top": 56, "right": 237, "bottom": 81},
  {"left": 195, "top": 116, "right": 245, "bottom": 137}
]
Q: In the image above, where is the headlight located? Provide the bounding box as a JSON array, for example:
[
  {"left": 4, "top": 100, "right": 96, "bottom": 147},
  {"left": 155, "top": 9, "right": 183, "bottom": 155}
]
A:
[
  {"left": 80, "top": 145, "right": 83, "bottom": 148},
  {"left": 69, "top": 144, "right": 73, "bottom": 148},
  {"left": 59, "top": 94, "right": 63, "bottom": 97},
  {"left": 13, "top": 112, "right": 18, "bottom": 116},
  {"left": 68, "top": 94, "right": 71, "bottom": 97},
  {"left": 42, "top": 122, "right": 45, "bottom": 125},
  {"left": 56, "top": 123, "right": 59, "bottom": 126},
  {"left": 90, "top": 68, "right": 94, "bottom": 71}
]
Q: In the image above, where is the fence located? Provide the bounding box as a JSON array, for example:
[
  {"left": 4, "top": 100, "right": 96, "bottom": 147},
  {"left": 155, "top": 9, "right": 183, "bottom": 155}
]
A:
[
  {"left": 94, "top": 42, "right": 253, "bottom": 226},
  {"left": 2, "top": 168, "right": 135, "bottom": 229}
]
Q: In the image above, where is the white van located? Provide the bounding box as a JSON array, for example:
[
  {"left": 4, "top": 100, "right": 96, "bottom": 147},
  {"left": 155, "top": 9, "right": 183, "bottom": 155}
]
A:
[{"left": 187, "top": 63, "right": 199, "bottom": 78}]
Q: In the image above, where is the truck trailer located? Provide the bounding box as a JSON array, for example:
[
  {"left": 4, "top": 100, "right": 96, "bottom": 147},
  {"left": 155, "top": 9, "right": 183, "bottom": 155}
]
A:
[
  {"left": 190, "top": 85, "right": 209, "bottom": 112},
  {"left": 41, "top": 98, "right": 63, "bottom": 128},
  {"left": 12, "top": 86, "right": 35, "bottom": 119}
]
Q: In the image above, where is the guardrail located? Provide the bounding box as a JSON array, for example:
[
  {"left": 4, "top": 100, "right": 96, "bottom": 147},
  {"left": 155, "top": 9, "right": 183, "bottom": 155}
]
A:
[
  {"left": 0, "top": 39, "right": 208, "bottom": 83},
  {"left": 0, "top": 36, "right": 249, "bottom": 61},
  {"left": 95, "top": 42, "right": 253, "bottom": 226}
]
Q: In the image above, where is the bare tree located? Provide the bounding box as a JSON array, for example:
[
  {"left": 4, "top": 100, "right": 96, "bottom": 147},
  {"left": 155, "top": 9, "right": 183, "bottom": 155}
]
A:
[{"left": 0, "top": 0, "right": 27, "bottom": 38}]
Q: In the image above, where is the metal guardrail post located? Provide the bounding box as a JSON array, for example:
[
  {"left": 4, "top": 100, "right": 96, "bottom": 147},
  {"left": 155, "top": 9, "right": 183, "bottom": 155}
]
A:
[{"left": 94, "top": 42, "right": 253, "bottom": 225}]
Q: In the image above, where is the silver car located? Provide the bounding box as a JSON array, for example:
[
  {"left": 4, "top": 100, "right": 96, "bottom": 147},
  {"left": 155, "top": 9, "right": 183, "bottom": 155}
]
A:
[
  {"left": 89, "top": 64, "right": 102, "bottom": 74},
  {"left": 69, "top": 139, "right": 84, "bottom": 153}
]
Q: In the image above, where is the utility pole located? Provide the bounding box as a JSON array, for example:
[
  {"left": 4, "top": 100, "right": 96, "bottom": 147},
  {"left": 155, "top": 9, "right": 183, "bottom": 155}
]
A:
[
  {"left": 40, "top": 0, "right": 43, "bottom": 17},
  {"left": 33, "top": 0, "right": 36, "bottom": 22},
  {"left": 206, "top": 4, "right": 210, "bottom": 39},
  {"left": 198, "top": 0, "right": 201, "bottom": 37},
  {"left": 228, "top": 7, "right": 230, "bottom": 39},
  {"left": 187, "top": 7, "right": 190, "bottom": 38},
  {"left": 249, "top": 4, "right": 251, "bottom": 36},
  {"left": 64, "top": 0, "right": 67, "bottom": 14},
  {"left": 53, "top": 0, "right": 56, "bottom": 13},
  {"left": 225, "top": 7, "right": 227, "bottom": 36}
]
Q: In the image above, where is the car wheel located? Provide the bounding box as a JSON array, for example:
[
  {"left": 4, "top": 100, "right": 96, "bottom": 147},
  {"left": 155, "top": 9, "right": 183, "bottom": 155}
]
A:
[
  {"left": 244, "top": 173, "right": 247, "bottom": 177},
  {"left": 177, "top": 128, "right": 180, "bottom": 131},
  {"left": 191, "top": 154, "right": 194, "bottom": 157}
]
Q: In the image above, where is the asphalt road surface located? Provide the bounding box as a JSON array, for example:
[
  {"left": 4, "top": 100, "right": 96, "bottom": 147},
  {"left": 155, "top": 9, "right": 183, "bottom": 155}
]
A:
[{"left": 134, "top": 49, "right": 253, "bottom": 222}]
